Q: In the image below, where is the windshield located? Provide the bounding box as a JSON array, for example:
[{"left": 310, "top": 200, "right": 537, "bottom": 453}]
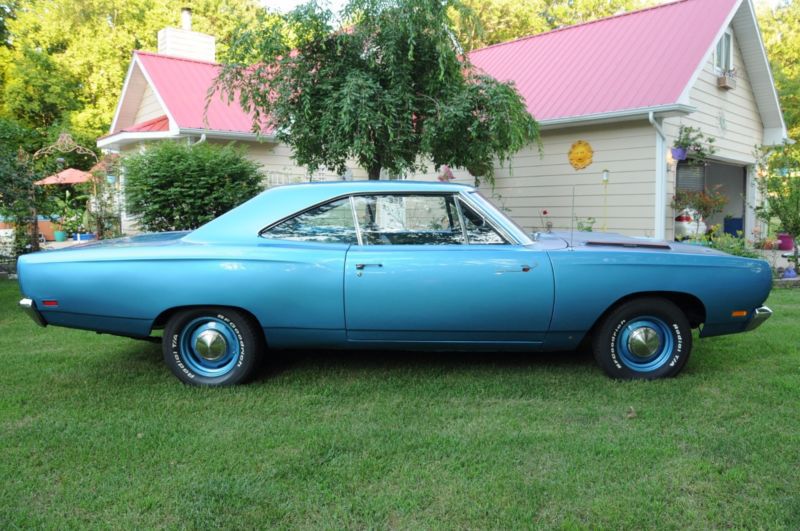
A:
[{"left": 466, "top": 191, "right": 533, "bottom": 245}]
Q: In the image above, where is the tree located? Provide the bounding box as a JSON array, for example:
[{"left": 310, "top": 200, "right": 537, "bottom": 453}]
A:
[
  {"left": 124, "top": 141, "right": 263, "bottom": 232},
  {"left": 2, "top": 0, "right": 262, "bottom": 138},
  {"left": 215, "top": 0, "right": 539, "bottom": 184},
  {"left": 0, "top": 1, "right": 15, "bottom": 48},
  {"left": 451, "top": 0, "right": 652, "bottom": 51},
  {"left": 755, "top": 143, "right": 800, "bottom": 267},
  {"left": 0, "top": 117, "right": 41, "bottom": 255},
  {"left": 2, "top": 46, "right": 80, "bottom": 129},
  {"left": 758, "top": 0, "right": 800, "bottom": 139}
]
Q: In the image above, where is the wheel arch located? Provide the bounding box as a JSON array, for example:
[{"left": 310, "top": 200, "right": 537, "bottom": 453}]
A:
[
  {"left": 590, "top": 291, "right": 706, "bottom": 335},
  {"left": 151, "top": 305, "right": 266, "bottom": 342}
]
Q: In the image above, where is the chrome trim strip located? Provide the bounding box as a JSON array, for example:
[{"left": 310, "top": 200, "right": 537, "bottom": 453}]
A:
[
  {"left": 745, "top": 306, "right": 772, "bottom": 331},
  {"left": 19, "top": 298, "right": 47, "bottom": 327},
  {"left": 457, "top": 192, "right": 521, "bottom": 245},
  {"left": 349, "top": 195, "right": 364, "bottom": 246}
]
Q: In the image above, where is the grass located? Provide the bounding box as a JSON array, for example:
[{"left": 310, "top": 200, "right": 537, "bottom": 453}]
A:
[{"left": 1, "top": 280, "right": 799, "bottom": 529}]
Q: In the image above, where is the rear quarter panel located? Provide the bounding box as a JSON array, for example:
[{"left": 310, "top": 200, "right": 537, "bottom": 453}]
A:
[
  {"left": 545, "top": 247, "right": 772, "bottom": 349},
  {"left": 17, "top": 239, "right": 347, "bottom": 343}
]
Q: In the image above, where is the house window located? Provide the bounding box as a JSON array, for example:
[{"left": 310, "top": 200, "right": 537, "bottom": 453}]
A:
[
  {"left": 676, "top": 162, "right": 705, "bottom": 193},
  {"left": 715, "top": 30, "right": 732, "bottom": 72}
]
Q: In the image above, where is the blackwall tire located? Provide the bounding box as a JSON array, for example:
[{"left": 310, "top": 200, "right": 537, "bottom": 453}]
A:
[
  {"left": 592, "top": 297, "right": 692, "bottom": 380},
  {"left": 163, "top": 307, "right": 263, "bottom": 386}
]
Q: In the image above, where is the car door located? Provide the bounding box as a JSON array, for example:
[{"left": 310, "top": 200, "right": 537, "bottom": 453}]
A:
[
  {"left": 344, "top": 193, "right": 554, "bottom": 345},
  {"left": 255, "top": 196, "right": 356, "bottom": 348}
]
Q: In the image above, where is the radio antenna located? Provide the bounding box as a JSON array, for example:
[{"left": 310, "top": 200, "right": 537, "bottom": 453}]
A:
[{"left": 569, "top": 186, "right": 575, "bottom": 250}]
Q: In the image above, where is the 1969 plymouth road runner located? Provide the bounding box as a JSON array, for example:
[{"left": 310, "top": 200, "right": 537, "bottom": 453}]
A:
[{"left": 18, "top": 181, "right": 772, "bottom": 386}]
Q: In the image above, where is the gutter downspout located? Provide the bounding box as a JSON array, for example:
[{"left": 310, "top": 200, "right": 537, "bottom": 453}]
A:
[{"left": 649, "top": 111, "right": 667, "bottom": 241}]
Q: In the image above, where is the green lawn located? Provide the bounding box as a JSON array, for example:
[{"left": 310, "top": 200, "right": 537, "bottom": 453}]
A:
[{"left": 1, "top": 280, "right": 799, "bottom": 529}]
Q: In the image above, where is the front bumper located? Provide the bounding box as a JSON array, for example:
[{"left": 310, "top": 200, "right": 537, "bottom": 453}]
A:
[
  {"left": 745, "top": 306, "right": 772, "bottom": 331},
  {"left": 19, "top": 298, "right": 47, "bottom": 327}
]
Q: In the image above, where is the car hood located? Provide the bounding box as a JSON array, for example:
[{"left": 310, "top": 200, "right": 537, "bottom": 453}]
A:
[{"left": 542, "top": 231, "right": 727, "bottom": 256}]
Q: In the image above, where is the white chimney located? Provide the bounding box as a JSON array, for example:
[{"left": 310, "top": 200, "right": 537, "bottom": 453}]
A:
[
  {"left": 181, "top": 7, "right": 192, "bottom": 31},
  {"left": 157, "top": 8, "right": 216, "bottom": 62}
]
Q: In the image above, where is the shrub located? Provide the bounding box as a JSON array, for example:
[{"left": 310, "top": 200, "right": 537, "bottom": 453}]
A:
[
  {"left": 755, "top": 143, "right": 800, "bottom": 264},
  {"left": 709, "top": 231, "right": 760, "bottom": 258},
  {"left": 124, "top": 142, "right": 263, "bottom": 232}
]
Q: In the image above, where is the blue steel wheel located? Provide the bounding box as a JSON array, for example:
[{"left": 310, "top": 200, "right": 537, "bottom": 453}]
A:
[
  {"left": 592, "top": 297, "right": 692, "bottom": 380},
  {"left": 163, "top": 308, "right": 263, "bottom": 386}
]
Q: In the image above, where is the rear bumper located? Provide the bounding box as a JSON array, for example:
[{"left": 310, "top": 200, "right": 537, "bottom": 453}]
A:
[
  {"left": 745, "top": 306, "right": 772, "bottom": 331},
  {"left": 19, "top": 298, "right": 47, "bottom": 327}
]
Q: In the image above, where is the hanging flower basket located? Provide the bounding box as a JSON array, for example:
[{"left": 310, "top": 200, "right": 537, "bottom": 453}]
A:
[{"left": 671, "top": 147, "right": 687, "bottom": 161}]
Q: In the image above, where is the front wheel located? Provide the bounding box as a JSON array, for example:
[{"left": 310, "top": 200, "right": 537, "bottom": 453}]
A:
[
  {"left": 592, "top": 298, "right": 692, "bottom": 380},
  {"left": 163, "top": 307, "right": 263, "bottom": 386}
]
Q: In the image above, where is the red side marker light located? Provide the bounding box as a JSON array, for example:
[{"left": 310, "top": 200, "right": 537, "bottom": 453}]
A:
[
  {"left": 731, "top": 310, "right": 748, "bottom": 318},
  {"left": 42, "top": 300, "right": 58, "bottom": 307}
]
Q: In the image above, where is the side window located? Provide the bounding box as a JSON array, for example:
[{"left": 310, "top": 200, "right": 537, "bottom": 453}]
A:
[
  {"left": 715, "top": 31, "right": 732, "bottom": 72},
  {"left": 458, "top": 199, "right": 507, "bottom": 244},
  {"left": 262, "top": 198, "right": 357, "bottom": 244},
  {"left": 353, "top": 194, "right": 464, "bottom": 245}
]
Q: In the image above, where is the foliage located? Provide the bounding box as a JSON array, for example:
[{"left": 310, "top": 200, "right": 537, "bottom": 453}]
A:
[
  {"left": 451, "top": 0, "right": 651, "bottom": 50},
  {"left": 1, "top": 46, "right": 79, "bottom": 130},
  {"left": 575, "top": 216, "right": 595, "bottom": 232},
  {"left": 215, "top": 0, "right": 540, "bottom": 185},
  {"left": 86, "top": 155, "right": 122, "bottom": 239},
  {"left": 0, "top": 117, "right": 40, "bottom": 254},
  {"left": 0, "top": 1, "right": 15, "bottom": 49},
  {"left": 671, "top": 187, "right": 727, "bottom": 230},
  {"left": 673, "top": 125, "right": 717, "bottom": 164},
  {"left": 50, "top": 188, "right": 89, "bottom": 235},
  {"left": 759, "top": 1, "right": 800, "bottom": 140},
  {"left": 1, "top": 0, "right": 262, "bottom": 137},
  {"left": 707, "top": 230, "right": 760, "bottom": 259},
  {"left": 754, "top": 142, "right": 800, "bottom": 265},
  {"left": 124, "top": 141, "right": 263, "bottom": 232}
]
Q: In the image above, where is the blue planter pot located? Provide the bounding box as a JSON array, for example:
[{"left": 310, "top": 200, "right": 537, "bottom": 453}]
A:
[
  {"left": 671, "top": 147, "right": 687, "bottom": 161},
  {"left": 73, "top": 233, "right": 97, "bottom": 241}
]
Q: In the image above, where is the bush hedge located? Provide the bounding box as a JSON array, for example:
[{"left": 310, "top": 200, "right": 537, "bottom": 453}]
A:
[{"left": 124, "top": 141, "right": 263, "bottom": 232}]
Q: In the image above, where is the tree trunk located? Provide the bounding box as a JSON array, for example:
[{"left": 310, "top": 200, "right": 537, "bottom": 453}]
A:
[
  {"left": 368, "top": 165, "right": 381, "bottom": 180},
  {"left": 29, "top": 187, "right": 40, "bottom": 252}
]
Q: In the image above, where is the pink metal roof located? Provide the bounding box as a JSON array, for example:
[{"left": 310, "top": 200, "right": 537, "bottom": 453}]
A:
[
  {"left": 469, "top": 0, "right": 738, "bottom": 122},
  {"left": 35, "top": 168, "right": 92, "bottom": 186},
  {"left": 123, "top": 114, "right": 169, "bottom": 133},
  {"left": 135, "top": 51, "right": 259, "bottom": 133},
  {"left": 127, "top": 0, "right": 738, "bottom": 134}
]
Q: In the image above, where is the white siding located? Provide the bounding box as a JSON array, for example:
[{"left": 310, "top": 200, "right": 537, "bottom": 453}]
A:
[
  {"left": 664, "top": 27, "right": 765, "bottom": 238},
  {"left": 665, "top": 29, "right": 764, "bottom": 163},
  {"left": 229, "top": 141, "right": 369, "bottom": 187},
  {"left": 133, "top": 84, "right": 166, "bottom": 125},
  {"left": 411, "top": 123, "right": 658, "bottom": 237}
]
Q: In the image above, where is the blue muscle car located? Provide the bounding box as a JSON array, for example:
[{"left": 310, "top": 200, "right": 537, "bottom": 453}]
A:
[{"left": 17, "top": 181, "right": 773, "bottom": 386}]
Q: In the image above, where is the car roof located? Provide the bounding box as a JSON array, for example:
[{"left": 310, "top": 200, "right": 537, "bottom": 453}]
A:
[{"left": 184, "top": 180, "right": 476, "bottom": 243}]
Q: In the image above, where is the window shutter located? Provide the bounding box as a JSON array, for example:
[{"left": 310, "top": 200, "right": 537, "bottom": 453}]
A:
[{"left": 676, "top": 163, "right": 705, "bottom": 192}]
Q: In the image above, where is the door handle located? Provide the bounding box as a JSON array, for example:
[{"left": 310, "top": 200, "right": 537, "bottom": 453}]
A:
[
  {"left": 496, "top": 263, "right": 536, "bottom": 274},
  {"left": 355, "top": 263, "right": 383, "bottom": 270}
]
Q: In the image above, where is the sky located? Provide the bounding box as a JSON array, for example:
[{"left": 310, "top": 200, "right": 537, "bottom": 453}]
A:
[
  {"left": 263, "top": 0, "right": 786, "bottom": 14},
  {"left": 261, "top": 0, "right": 346, "bottom": 13}
]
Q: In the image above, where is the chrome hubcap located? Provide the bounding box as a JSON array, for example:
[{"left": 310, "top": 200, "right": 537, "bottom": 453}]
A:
[
  {"left": 627, "top": 326, "right": 661, "bottom": 358},
  {"left": 194, "top": 329, "right": 228, "bottom": 361}
]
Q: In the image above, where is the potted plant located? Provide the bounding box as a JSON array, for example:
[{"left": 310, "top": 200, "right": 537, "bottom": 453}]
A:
[
  {"left": 672, "top": 125, "right": 717, "bottom": 165},
  {"left": 671, "top": 187, "right": 727, "bottom": 241}
]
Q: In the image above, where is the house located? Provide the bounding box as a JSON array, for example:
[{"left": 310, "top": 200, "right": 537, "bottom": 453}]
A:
[{"left": 99, "top": 0, "right": 787, "bottom": 240}]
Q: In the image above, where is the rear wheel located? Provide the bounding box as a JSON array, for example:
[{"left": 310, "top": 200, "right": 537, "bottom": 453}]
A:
[
  {"left": 592, "top": 297, "right": 691, "bottom": 380},
  {"left": 163, "top": 307, "right": 263, "bottom": 386}
]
